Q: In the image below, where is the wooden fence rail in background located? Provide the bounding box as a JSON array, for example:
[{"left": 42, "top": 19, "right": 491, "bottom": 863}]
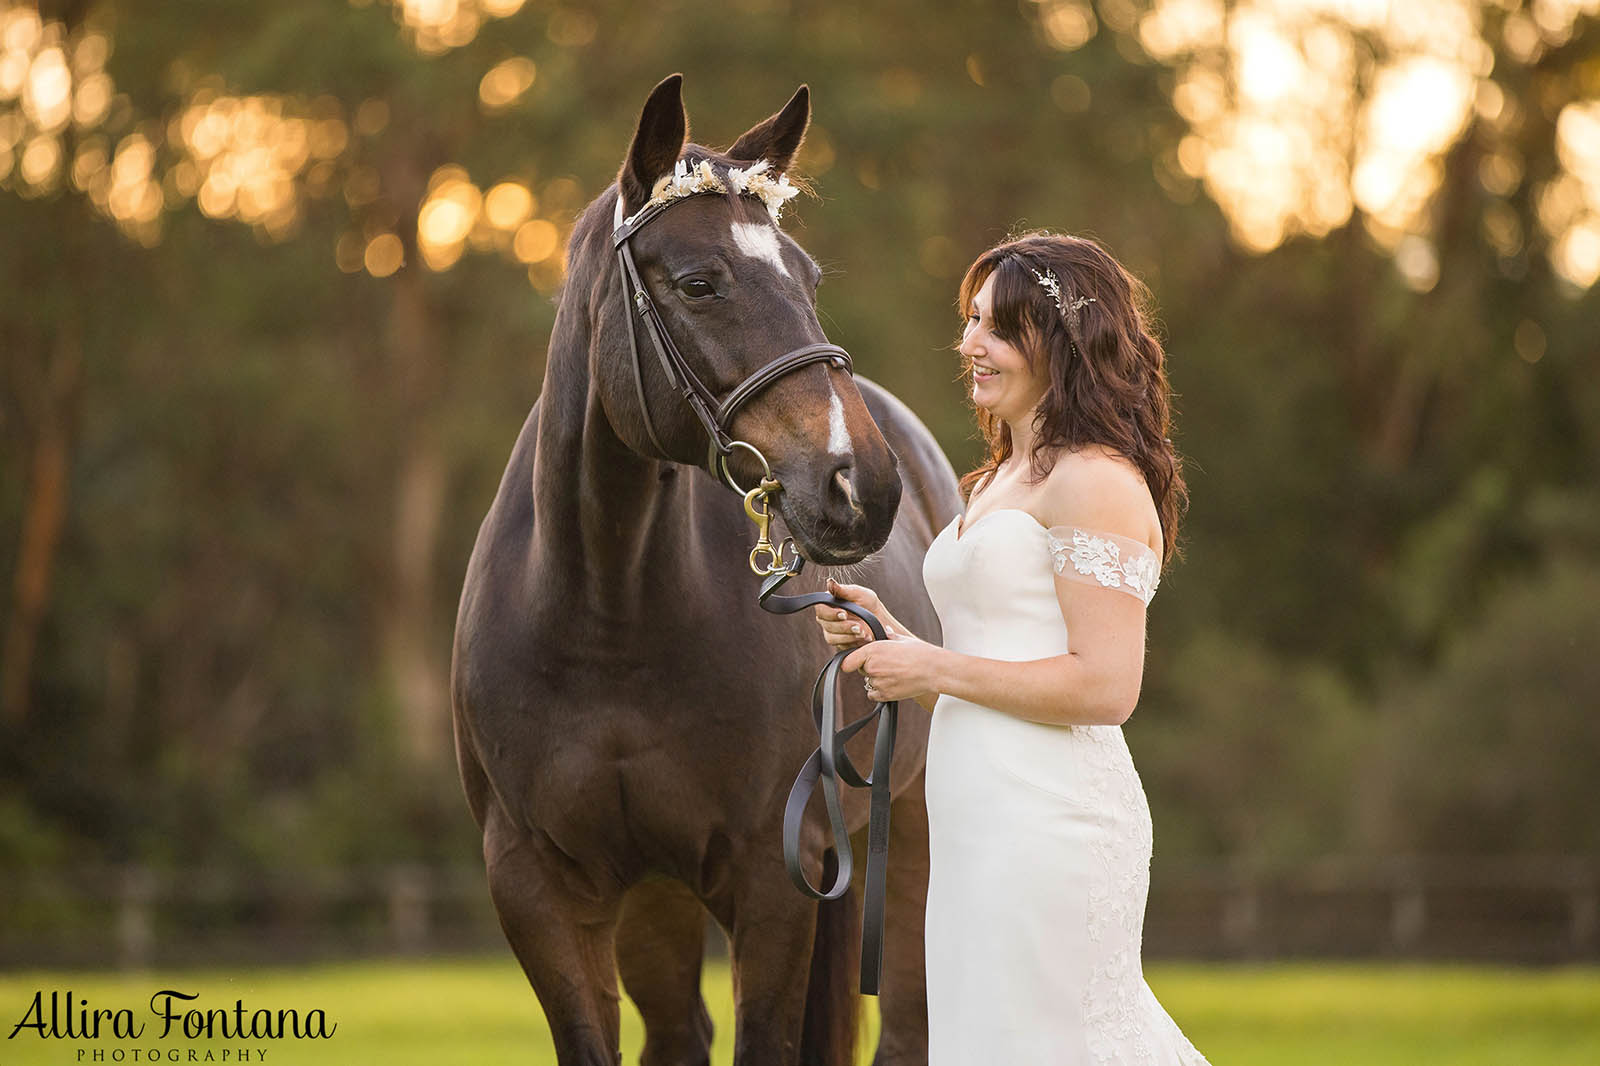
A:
[
  {"left": 3, "top": 857, "right": 1596, "bottom": 969},
  {"left": 1144, "top": 855, "right": 1599, "bottom": 962}
]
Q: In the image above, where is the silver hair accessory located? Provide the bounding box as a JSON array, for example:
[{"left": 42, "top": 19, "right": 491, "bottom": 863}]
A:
[{"left": 1031, "top": 267, "right": 1095, "bottom": 358}]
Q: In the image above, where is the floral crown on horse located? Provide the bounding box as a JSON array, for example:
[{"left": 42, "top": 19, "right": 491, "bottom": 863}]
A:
[{"left": 621, "top": 158, "right": 803, "bottom": 227}]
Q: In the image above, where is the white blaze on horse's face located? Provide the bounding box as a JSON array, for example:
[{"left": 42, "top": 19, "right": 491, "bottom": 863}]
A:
[
  {"left": 728, "top": 215, "right": 857, "bottom": 503},
  {"left": 729, "top": 220, "right": 791, "bottom": 278},
  {"left": 828, "top": 390, "right": 861, "bottom": 511},
  {"left": 827, "top": 390, "right": 849, "bottom": 456}
]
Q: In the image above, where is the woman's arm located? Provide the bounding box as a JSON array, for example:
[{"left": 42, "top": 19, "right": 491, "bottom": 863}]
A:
[
  {"left": 822, "top": 571, "right": 1148, "bottom": 726},
  {"left": 918, "top": 593, "right": 1148, "bottom": 726}
]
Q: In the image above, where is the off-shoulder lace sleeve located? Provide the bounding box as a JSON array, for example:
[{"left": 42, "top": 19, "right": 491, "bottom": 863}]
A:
[{"left": 1044, "top": 526, "right": 1161, "bottom": 606}]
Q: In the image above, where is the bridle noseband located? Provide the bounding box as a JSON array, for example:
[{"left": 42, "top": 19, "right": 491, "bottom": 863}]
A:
[{"left": 610, "top": 189, "right": 852, "bottom": 491}]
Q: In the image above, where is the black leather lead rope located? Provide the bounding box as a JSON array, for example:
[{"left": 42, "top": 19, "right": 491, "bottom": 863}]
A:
[{"left": 758, "top": 558, "right": 898, "bottom": 997}]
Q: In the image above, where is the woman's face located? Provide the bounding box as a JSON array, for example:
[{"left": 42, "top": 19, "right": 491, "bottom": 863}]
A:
[{"left": 961, "top": 272, "right": 1048, "bottom": 424}]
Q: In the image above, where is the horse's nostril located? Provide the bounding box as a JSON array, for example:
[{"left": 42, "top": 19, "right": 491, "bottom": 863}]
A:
[{"left": 830, "top": 464, "right": 862, "bottom": 515}]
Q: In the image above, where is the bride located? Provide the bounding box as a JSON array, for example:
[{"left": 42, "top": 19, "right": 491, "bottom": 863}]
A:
[{"left": 815, "top": 232, "right": 1210, "bottom": 1063}]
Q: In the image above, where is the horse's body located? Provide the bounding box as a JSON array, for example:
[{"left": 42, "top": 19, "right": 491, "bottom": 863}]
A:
[{"left": 452, "top": 77, "right": 960, "bottom": 1065}]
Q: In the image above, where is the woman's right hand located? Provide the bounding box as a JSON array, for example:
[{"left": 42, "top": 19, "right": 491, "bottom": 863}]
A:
[{"left": 812, "top": 578, "right": 891, "bottom": 650}]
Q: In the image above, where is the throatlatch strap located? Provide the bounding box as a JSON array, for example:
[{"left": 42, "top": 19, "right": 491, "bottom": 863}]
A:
[{"left": 758, "top": 565, "right": 897, "bottom": 997}]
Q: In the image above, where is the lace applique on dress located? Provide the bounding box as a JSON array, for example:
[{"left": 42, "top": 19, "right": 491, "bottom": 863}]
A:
[{"left": 1045, "top": 527, "right": 1161, "bottom": 606}]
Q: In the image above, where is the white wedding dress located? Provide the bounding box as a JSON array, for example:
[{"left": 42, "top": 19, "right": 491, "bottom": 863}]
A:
[{"left": 921, "top": 508, "right": 1209, "bottom": 1065}]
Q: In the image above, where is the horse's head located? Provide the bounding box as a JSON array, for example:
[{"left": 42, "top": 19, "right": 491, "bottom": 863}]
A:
[{"left": 595, "top": 74, "right": 901, "bottom": 566}]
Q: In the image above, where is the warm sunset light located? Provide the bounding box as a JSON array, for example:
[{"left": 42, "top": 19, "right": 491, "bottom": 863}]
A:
[
  {"left": 384, "top": 0, "right": 529, "bottom": 54},
  {"left": 1553, "top": 99, "right": 1600, "bottom": 287},
  {"left": 173, "top": 92, "right": 338, "bottom": 240},
  {"left": 1139, "top": 0, "right": 1483, "bottom": 262},
  {"left": 483, "top": 180, "right": 534, "bottom": 230},
  {"left": 5, "top": 5, "right": 1599, "bottom": 1061},
  {"left": 478, "top": 56, "right": 536, "bottom": 111},
  {"left": 418, "top": 166, "right": 482, "bottom": 270},
  {"left": 364, "top": 230, "right": 404, "bottom": 276},
  {"left": 512, "top": 217, "right": 559, "bottom": 263},
  {"left": 2, "top": 0, "right": 1595, "bottom": 295},
  {"left": 1035, "top": 0, "right": 1099, "bottom": 50},
  {"left": 1129, "top": 0, "right": 1600, "bottom": 288}
]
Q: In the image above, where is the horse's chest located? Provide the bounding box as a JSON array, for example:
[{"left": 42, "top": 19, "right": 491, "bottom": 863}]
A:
[{"left": 520, "top": 721, "right": 743, "bottom": 879}]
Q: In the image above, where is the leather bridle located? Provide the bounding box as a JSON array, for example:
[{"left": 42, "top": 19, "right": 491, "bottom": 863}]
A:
[
  {"left": 610, "top": 180, "right": 901, "bottom": 997},
  {"left": 610, "top": 189, "right": 851, "bottom": 489}
]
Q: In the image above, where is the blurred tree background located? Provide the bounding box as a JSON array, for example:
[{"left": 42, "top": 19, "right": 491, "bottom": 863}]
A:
[{"left": 1, "top": 0, "right": 1596, "bottom": 907}]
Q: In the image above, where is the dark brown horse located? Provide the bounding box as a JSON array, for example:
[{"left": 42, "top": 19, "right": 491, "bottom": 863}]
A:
[{"left": 452, "top": 75, "right": 960, "bottom": 1065}]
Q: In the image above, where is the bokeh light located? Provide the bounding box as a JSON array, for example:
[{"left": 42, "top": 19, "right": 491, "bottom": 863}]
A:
[
  {"left": 1135, "top": 0, "right": 1599, "bottom": 288},
  {"left": 3, "top": 0, "right": 1596, "bottom": 296},
  {"left": 478, "top": 56, "right": 536, "bottom": 111},
  {"left": 0, "top": 4, "right": 105, "bottom": 207},
  {"left": 173, "top": 91, "right": 334, "bottom": 240},
  {"left": 1034, "top": 0, "right": 1099, "bottom": 51},
  {"left": 512, "top": 218, "right": 558, "bottom": 263},
  {"left": 483, "top": 180, "right": 533, "bottom": 230},
  {"left": 1550, "top": 99, "right": 1600, "bottom": 288},
  {"left": 364, "top": 231, "right": 405, "bottom": 276},
  {"left": 418, "top": 165, "right": 482, "bottom": 271},
  {"left": 388, "top": 0, "right": 529, "bottom": 55}
]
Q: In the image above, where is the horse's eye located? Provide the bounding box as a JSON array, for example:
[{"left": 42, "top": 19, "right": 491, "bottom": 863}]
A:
[{"left": 678, "top": 278, "right": 717, "bottom": 300}]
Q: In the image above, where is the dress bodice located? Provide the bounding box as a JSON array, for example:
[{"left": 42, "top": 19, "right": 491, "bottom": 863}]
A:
[{"left": 922, "top": 508, "right": 1160, "bottom": 664}]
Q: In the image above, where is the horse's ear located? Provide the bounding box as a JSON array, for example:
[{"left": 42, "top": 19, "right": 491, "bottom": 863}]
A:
[
  {"left": 620, "top": 74, "right": 688, "bottom": 215},
  {"left": 725, "top": 85, "right": 810, "bottom": 173}
]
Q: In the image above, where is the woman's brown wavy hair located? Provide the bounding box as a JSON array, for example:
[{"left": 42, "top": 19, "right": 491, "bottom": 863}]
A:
[{"left": 956, "top": 232, "right": 1187, "bottom": 567}]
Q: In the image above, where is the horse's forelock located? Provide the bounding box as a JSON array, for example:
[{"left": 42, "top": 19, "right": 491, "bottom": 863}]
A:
[{"left": 565, "top": 143, "right": 763, "bottom": 291}]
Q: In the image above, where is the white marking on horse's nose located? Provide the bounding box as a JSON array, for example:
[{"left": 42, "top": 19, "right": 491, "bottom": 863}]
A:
[
  {"left": 827, "top": 388, "right": 850, "bottom": 456},
  {"left": 731, "top": 221, "right": 791, "bottom": 278}
]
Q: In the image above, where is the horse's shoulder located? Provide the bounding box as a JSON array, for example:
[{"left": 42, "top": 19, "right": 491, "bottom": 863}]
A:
[{"left": 853, "top": 376, "right": 962, "bottom": 518}]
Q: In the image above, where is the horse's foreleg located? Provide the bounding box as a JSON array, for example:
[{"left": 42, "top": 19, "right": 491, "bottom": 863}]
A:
[
  {"left": 484, "top": 803, "right": 624, "bottom": 1066},
  {"left": 616, "top": 878, "right": 714, "bottom": 1066},
  {"left": 726, "top": 855, "right": 833, "bottom": 1066},
  {"left": 868, "top": 764, "right": 930, "bottom": 1066}
]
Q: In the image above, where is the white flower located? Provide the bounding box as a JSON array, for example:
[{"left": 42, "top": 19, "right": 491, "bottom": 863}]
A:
[
  {"left": 728, "top": 159, "right": 801, "bottom": 220},
  {"left": 630, "top": 157, "right": 802, "bottom": 225},
  {"left": 1070, "top": 531, "right": 1124, "bottom": 589},
  {"left": 1121, "top": 553, "right": 1159, "bottom": 602},
  {"left": 726, "top": 159, "right": 768, "bottom": 195}
]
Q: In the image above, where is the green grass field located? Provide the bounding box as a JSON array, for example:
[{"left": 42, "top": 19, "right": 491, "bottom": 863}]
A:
[{"left": 1, "top": 958, "right": 1596, "bottom": 1064}]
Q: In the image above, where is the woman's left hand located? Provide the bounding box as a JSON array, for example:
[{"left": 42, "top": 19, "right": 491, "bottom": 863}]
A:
[{"left": 841, "top": 633, "right": 944, "bottom": 704}]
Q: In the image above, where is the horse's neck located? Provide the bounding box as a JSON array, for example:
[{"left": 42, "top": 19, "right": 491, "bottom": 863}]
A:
[{"left": 531, "top": 296, "right": 687, "bottom": 606}]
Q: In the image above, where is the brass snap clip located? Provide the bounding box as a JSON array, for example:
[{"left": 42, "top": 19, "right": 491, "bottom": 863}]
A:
[{"left": 744, "top": 476, "right": 795, "bottom": 576}]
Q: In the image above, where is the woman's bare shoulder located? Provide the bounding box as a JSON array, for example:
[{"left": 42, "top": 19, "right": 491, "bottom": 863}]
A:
[{"left": 1039, "top": 447, "right": 1162, "bottom": 556}]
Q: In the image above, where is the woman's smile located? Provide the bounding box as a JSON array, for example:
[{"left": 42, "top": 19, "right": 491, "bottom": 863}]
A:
[{"left": 961, "top": 273, "right": 1048, "bottom": 422}]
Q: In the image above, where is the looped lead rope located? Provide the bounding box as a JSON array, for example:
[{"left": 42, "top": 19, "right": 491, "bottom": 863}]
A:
[{"left": 757, "top": 558, "right": 897, "bottom": 997}]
